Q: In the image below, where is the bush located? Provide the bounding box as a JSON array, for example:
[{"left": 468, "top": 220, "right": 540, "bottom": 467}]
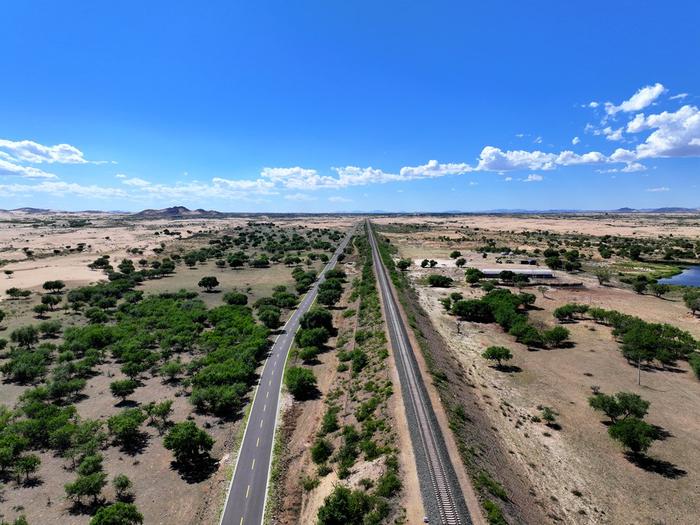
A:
[
  {"left": 296, "top": 327, "right": 330, "bottom": 348},
  {"left": 427, "top": 274, "right": 453, "bottom": 287},
  {"left": 317, "top": 485, "right": 376, "bottom": 525},
  {"left": 113, "top": 473, "right": 133, "bottom": 501},
  {"left": 465, "top": 268, "right": 484, "bottom": 284},
  {"left": 589, "top": 391, "right": 650, "bottom": 423},
  {"left": 90, "top": 502, "right": 143, "bottom": 525},
  {"left": 285, "top": 367, "right": 317, "bottom": 400},
  {"left": 223, "top": 292, "right": 248, "bottom": 305},
  {"left": 310, "top": 438, "right": 334, "bottom": 464},
  {"left": 452, "top": 300, "right": 493, "bottom": 323},
  {"left": 300, "top": 307, "right": 334, "bottom": 331},
  {"left": 298, "top": 346, "right": 320, "bottom": 362}
]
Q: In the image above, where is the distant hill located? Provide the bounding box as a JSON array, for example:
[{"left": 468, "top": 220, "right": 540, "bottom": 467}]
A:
[
  {"left": 9, "top": 207, "right": 52, "bottom": 214},
  {"left": 131, "top": 206, "right": 226, "bottom": 219}
]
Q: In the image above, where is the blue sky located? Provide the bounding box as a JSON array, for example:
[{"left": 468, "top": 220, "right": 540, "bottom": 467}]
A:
[{"left": 1, "top": 1, "right": 699, "bottom": 212}]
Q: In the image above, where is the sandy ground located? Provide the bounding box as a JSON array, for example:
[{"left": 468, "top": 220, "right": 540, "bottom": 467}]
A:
[
  {"left": 0, "top": 214, "right": 355, "bottom": 525},
  {"left": 372, "top": 212, "right": 700, "bottom": 239},
  {"left": 402, "top": 249, "right": 700, "bottom": 524}
]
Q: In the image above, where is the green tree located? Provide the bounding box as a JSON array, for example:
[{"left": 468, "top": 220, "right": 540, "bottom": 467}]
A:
[
  {"left": 589, "top": 391, "right": 649, "bottom": 423},
  {"left": 455, "top": 257, "right": 466, "bottom": 268},
  {"left": 107, "top": 408, "right": 146, "bottom": 448},
  {"left": 110, "top": 379, "right": 137, "bottom": 403},
  {"left": 300, "top": 307, "right": 334, "bottom": 331},
  {"left": 481, "top": 346, "right": 512, "bottom": 368},
  {"left": 649, "top": 283, "right": 670, "bottom": 298},
  {"left": 160, "top": 361, "right": 183, "bottom": 382},
  {"left": 317, "top": 288, "right": 342, "bottom": 307},
  {"left": 542, "top": 326, "right": 570, "bottom": 348},
  {"left": 632, "top": 281, "right": 647, "bottom": 294},
  {"left": 285, "top": 366, "right": 317, "bottom": 400},
  {"left": 14, "top": 454, "right": 40, "bottom": 484},
  {"left": 197, "top": 276, "right": 220, "bottom": 292},
  {"left": 41, "top": 294, "right": 62, "bottom": 310},
  {"left": 396, "top": 259, "right": 411, "bottom": 271},
  {"left": 465, "top": 268, "right": 484, "bottom": 284},
  {"left": 296, "top": 327, "right": 330, "bottom": 348},
  {"left": 449, "top": 250, "right": 462, "bottom": 259},
  {"left": 65, "top": 471, "right": 107, "bottom": 503},
  {"left": 608, "top": 417, "right": 657, "bottom": 454},
  {"left": 90, "top": 502, "right": 143, "bottom": 525},
  {"left": 594, "top": 268, "right": 612, "bottom": 285},
  {"left": 163, "top": 421, "right": 214, "bottom": 465},
  {"left": 257, "top": 305, "right": 281, "bottom": 329},
  {"left": 10, "top": 326, "right": 39, "bottom": 348},
  {"left": 683, "top": 289, "right": 700, "bottom": 315}
]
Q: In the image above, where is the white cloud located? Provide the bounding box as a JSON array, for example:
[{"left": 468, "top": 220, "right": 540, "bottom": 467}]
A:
[
  {"left": 604, "top": 83, "right": 666, "bottom": 115},
  {"left": 121, "top": 177, "right": 151, "bottom": 187},
  {"left": 0, "top": 181, "right": 127, "bottom": 198},
  {"left": 627, "top": 105, "right": 700, "bottom": 158},
  {"left": 588, "top": 101, "right": 599, "bottom": 108},
  {"left": 0, "top": 158, "right": 57, "bottom": 179},
  {"left": 646, "top": 186, "right": 670, "bottom": 192},
  {"left": 115, "top": 173, "right": 127, "bottom": 179},
  {"left": 284, "top": 192, "right": 315, "bottom": 201},
  {"left": 468, "top": 181, "right": 478, "bottom": 186},
  {"left": 670, "top": 93, "right": 688, "bottom": 100},
  {"left": 0, "top": 139, "right": 97, "bottom": 164},
  {"left": 604, "top": 127, "right": 624, "bottom": 141},
  {"left": 504, "top": 176, "right": 513, "bottom": 182},
  {"left": 328, "top": 196, "right": 352, "bottom": 203},
  {"left": 534, "top": 136, "right": 543, "bottom": 144},
  {"left": 572, "top": 136, "right": 580, "bottom": 145},
  {"left": 523, "top": 174, "right": 543, "bottom": 183}
]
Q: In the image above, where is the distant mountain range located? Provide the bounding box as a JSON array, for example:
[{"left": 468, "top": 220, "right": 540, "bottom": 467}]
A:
[
  {"left": 130, "top": 206, "right": 226, "bottom": 219},
  {"left": 0, "top": 205, "right": 699, "bottom": 216}
]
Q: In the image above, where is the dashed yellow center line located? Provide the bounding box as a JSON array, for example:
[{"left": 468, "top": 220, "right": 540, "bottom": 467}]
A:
[
  {"left": 256, "top": 436, "right": 260, "bottom": 447},
  {"left": 266, "top": 391, "right": 269, "bottom": 398},
  {"left": 251, "top": 459, "right": 256, "bottom": 470},
  {"left": 263, "top": 404, "right": 267, "bottom": 412},
  {"left": 260, "top": 418, "right": 264, "bottom": 428},
  {"left": 239, "top": 517, "right": 243, "bottom": 525},
  {"left": 246, "top": 485, "right": 250, "bottom": 498}
]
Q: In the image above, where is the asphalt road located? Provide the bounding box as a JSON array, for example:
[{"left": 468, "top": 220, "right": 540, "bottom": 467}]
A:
[
  {"left": 367, "top": 220, "right": 473, "bottom": 525},
  {"left": 219, "top": 227, "right": 354, "bottom": 525}
]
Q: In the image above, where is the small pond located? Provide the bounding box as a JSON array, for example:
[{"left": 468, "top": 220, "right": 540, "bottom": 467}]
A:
[{"left": 657, "top": 266, "right": 700, "bottom": 287}]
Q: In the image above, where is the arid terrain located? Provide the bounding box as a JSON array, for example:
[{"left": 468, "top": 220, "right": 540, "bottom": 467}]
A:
[
  {"left": 3, "top": 210, "right": 700, "bottom": 525},
  {"left": 375, "top": 213, "right": 700, "bottom": 524},
  {"left": 0, "top": 210, "right": 357, "bottom": 524}
]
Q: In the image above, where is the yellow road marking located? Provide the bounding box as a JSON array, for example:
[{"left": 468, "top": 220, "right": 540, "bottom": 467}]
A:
[
  {"left": 266, "top": 391, "right": 269, "bottom": 398},
  {"left": 256, "top": 436, "right": 260, "bottom": 447},
  {"left": 263, "top": 404, "right": 267, "bottom": 412},
  {"left": 246, "top": 485, "right": 250, "bottom": 498},
  {"left": 240, "top": 517, "right": 243, "bottom": 525},
  {"left": 251, "top": 459, "right": 256, "bottom": 470},
  {"left": 260, "top": 418, "right": 263, "bottom": 428}
]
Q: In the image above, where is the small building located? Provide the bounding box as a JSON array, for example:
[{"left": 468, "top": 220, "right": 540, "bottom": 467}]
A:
[{"left": 480, "top": 268, "right": 554, "bottom": 279}]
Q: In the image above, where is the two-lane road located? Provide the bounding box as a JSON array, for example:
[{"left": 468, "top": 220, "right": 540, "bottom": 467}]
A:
[
  {"left": 367, "top": 220, "right": 473, "bottom": 525},
  {"left": 220, "top": 227, "right": 354, "bottom": 525}
]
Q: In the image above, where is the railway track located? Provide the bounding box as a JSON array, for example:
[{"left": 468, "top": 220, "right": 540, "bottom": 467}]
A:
[{"left": 366, "top": 221, "right": 471, "bottom": 525}]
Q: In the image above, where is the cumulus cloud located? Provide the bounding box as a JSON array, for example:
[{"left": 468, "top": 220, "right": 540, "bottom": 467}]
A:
[
  {"left": 0, "top": 158, "right": 57, "bottom": 179},
  {"left": 0, "top": 139, "right": 98, "bottom": 164},
  {"left": 627, "top": 105, "right": 700, "bottom": 158},
  {"left": 572, "top": 136, "right": 580, "bottom": 145},
  {"left": 604, "top": 83, "right": 666, "bottom": 115},
  {"left": 523, "top": 174, "right": 543, "bottom": 182},
  {"left": 0, "top": 181, "right": 127, "bottom": 198},
  {"left": 670, "top": 93, "right": 688, "bottom": 100}
]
